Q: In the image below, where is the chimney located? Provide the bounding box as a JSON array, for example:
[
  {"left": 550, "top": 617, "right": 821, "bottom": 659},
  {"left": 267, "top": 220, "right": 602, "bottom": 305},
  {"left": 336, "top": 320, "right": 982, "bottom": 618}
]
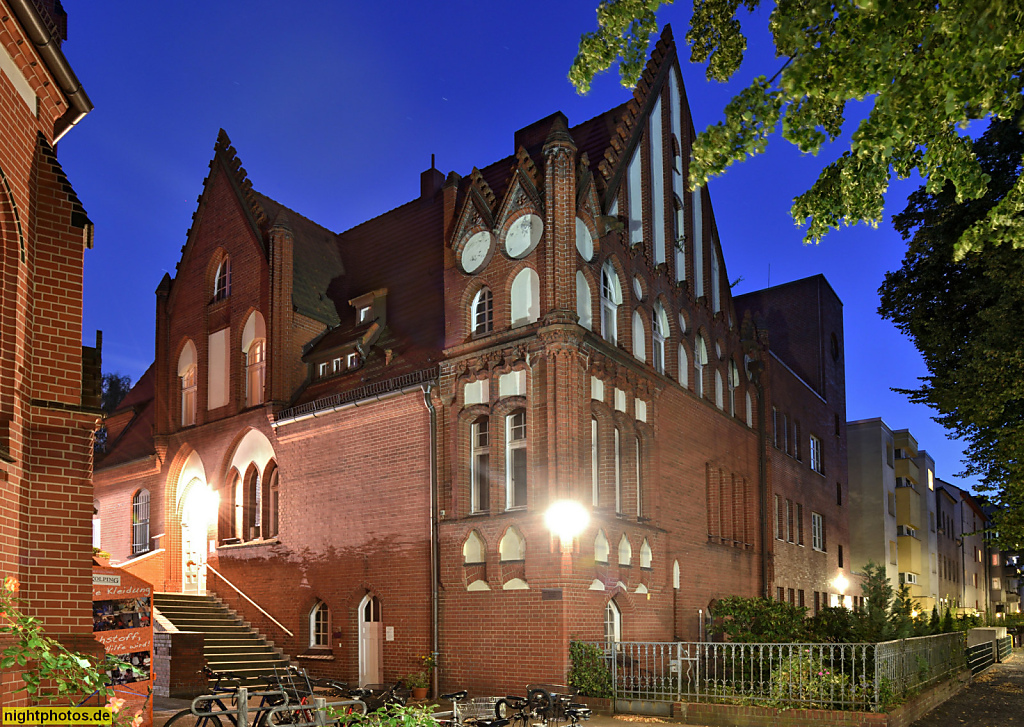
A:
[{"left": 421, "top": 154, "right": 445, "bottom": 200}]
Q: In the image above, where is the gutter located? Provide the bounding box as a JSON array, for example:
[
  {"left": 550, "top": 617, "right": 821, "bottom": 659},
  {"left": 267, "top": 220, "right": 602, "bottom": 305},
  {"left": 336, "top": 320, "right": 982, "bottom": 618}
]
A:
[
  {"left": 9, "top": 0, "right": 93, "bottom": 142},
  {"left": 271, "top": 383, "right": 426, "bottom": 429},
  {"left": 421, "top": 383, "right": 440, "bottom": 699}
]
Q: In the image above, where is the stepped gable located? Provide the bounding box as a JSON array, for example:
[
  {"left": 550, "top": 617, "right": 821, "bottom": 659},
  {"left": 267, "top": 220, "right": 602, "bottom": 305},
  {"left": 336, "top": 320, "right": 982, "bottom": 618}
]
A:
[
  {"left": 598, "top": 24, "right": 677, "bottom": 197},
  {"left": 253, "top": 193, "right": 344, "bottom": 327},
  {"left": 36, "top": 132, "right": 91, "bottom": 246},
  {"left": 96, "top": 367, "right": 156, "bottom": 469},
  {"left": 214, "top": 129, "right": 269, "bottom": 232}
]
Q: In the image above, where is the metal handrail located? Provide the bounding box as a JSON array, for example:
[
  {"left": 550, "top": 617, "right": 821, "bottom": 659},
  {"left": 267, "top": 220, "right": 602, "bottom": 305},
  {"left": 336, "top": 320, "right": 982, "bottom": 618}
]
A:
[{"left": 204, "top": 563, "right": 294, "bottom": 637}]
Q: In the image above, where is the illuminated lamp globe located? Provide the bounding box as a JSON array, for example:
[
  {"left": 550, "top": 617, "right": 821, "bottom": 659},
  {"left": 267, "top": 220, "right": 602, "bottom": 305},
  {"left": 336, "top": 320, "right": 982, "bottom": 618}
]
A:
[{"left": 545, "top": 500, "right": 590, "bottom": 547}]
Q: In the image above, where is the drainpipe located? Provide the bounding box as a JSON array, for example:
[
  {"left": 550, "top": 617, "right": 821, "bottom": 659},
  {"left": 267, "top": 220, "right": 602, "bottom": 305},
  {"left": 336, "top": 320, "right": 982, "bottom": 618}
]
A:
[{"left": 422, "top": 383, "right": 439, "bottom": 698}]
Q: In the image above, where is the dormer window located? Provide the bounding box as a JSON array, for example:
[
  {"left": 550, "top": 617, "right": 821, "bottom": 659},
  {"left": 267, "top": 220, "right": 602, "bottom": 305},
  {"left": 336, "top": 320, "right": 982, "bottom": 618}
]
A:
[
  {"left": 318, "top": 362, "right": 329, "bottom": 378},
  {"left": 358, "top": 306, "right": 372, "bottom": 323},
  {"left": 348, "top": 353, "right": 359, "bottom": 369},
  {"left": 213, "top": 257, "right": 231, "bottom": 302},
  {"left": 333, "top": 358, "right": 342, "bottom": 373}
]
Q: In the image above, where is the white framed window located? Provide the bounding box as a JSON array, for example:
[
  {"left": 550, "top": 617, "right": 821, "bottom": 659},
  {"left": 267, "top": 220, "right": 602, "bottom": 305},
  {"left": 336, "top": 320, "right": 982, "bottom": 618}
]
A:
[
  {"left": 309, "top": 601, "right": 329, "bottom": 648},
  {"left": 695, "top": 336, "right": 707, "bottom": 398},
  {"left": 692, "top": 190, "right": 703, "bottom": 298},
  {"left": 745, "top": 392, "right": 753, "bottom": 427},
  {"left": 653, "top": 302, "right": 668, "bottom": 375},
  {"left": 347, "top": 352, "right": 359, "bottom": 369},
  {"left": 506, "top": 410, "right": 527, "bottom": 509},
  {"left": 213, "top": 257, "right": 231, "bottom": 302},
  {"left": 266, "top": 466, "right": 279, "bottom": 538},
  {"left": 463, "top": 531, "right": 485, "bottom": 563},
  {"left": 132, "top": 489, "right": 150, "bottom": 555},
  {"left": 632, "top": 311, "right": 646, "bottom": 362},
  {"left": 591, "top": 417, "right": 599, "bottom": 506},
  {"left": 181, "top": 365, "right": 197, "bottom": 427},
  {"left": 678, "top": 344, "right": 689, "bottom": 387},
  {"left": 471, "top": 417, "right": 490, "bottom": 513},
  {"left": 714, "top": 370, "right": 724, "bottom": 410},
  {"left": 811, "top": 512, "right": 825, "bottom": 552},
  {"left": 618, "top": 534, "right": 632, "bottom": 565},
  {"left": 510, "top": 268, "right": 540, "bottom": 327},
  {"left": 601, "top": 261, "right": 622, "bottom": 345},
  {"left": 614, "top": 427, "right": 622, "bottom": 514},
  {"left": 627, "top": 147, "right": 643, "bottom": 245},
  {"left": 605, "top": 600, "right": 621, "bottom": 646},
  {"left": 594, "top": 530, "right": 610, "bottom": 563},
  {"left": 640, "top": 539, "right": 652, "bottom": 568},
  {"left": 499, "top": 526, "right": 526, "bottom": 560},
  {"left": 810, "top": 435, "right": 823, "bottom": 474},
  {"left": 728, "top": 360, "right": 739, "bottom": 417},
  {"left": 576, "top": 271, "right": 592, "bottom": 330},
  {"left": 711, "top": 247, "right": 721, "bottom": 314},
  {"left": 333, "top": 357, "right": 342, "bottom": 373},
  {"left": 472, "top": 287, "right": 493, "bottom": 336},
  {"left": 358, "top": 305, "right": 372, "bottom": 323},
  {"left": 318, "top": 362, "right": 329, "bottom": 378},
  {"left": 246, "top": 338, "right": 266, "bottom": 407}
]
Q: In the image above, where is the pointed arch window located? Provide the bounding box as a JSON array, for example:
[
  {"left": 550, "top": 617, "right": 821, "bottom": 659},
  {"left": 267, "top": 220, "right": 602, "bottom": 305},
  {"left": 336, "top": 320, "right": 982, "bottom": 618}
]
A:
[
  {"left": 640, "top": 539, "right": 652, "bottom": 569},
  {"left": 178, "top": 340, "right": 197, "bottom": 427},
  {"left": 591, "top": 417, "right": 600, "bottom": 506},
  {"left": 214, "top": 257, "right": 232, "bottom": 302},
  {"left": 728, "top": 360, "right": 740, "bottom": 417},
  {"left": 471, "top": 416, "right": 490, "bottom": 513},
  {"left": 499, "top": 526, "right": 526, "bottom": 561},
  {"left": 576, "top": 271, "right": 592, "bottom": 330},
  {"left": 463, "top": 531, "right": 486, "bottom": 564},
  {"left": 309, "top": 601, "right": 329, "bottom": 648},
  {"left": 510, "top": 268, "right": 539, "bottom": 327},
  {"left": 695, "top": 336, "right": 708, "bottom": 398},
  {"left": 715, "top": 369, "right": 724, "bottom": 410},
  {"left": 131, "top": 489, "right": 150, "bottom": 555},
  {"left": 506, "top": 410, "right": 527, "bottom": 509},
  {"left": 711, "top": 247, "right": 721, "bottom": 314},
  {"left": 594, "top": 530, "right": 610, "bottom": 563},
  {"left": 246, "top": 338, "right": 266, "bottom": 407},
  {"left": 614, "top": 427, "right": 622, "bottom": 514},
  {"left": 653, "top": 302, "right": 669, "bottom": 374},
  {"left": 618, "top": 534, "right": 632, "bottom": 565},
  {"left": 242, "top": 467, "right": 262, "bottom": 541},
  {"left": 266, "top": 466, "right": 279, "bottom": 538},
  {"left": 632, "top": 311, "right": 646, "bottom": 362},
  {"left": 605, "top": 600, "right": 622, "bottom": 646},
  {"left": 678, "top": 344, "right": 689, "bottom": 388},
  {"left": 472, "top": 287, "right": 493, "bottom": 336},
  {"left": 746, "top": 391, "right": 754, "bottom": 427},
  {"left": 600, "top": 262, "right": 621, "bottom": 345},
  {"left": 635, "top": 435, "right": 643, "bottom": 518}
]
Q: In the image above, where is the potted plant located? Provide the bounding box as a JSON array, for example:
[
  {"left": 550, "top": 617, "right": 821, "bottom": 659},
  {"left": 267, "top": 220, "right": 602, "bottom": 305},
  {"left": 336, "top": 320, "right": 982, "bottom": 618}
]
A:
[{"left": 405, "top": 654, "right": 435, "bottom": 699}]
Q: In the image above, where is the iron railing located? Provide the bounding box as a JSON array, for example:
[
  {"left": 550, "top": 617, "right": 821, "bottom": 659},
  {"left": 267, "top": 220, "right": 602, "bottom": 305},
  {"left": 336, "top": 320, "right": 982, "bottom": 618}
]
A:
[
  {"left": 274, "top": 367, "right": 438, "bottom": 422},
  {"left": 597, "top": 633, "right": 966, "bottom": 711}
]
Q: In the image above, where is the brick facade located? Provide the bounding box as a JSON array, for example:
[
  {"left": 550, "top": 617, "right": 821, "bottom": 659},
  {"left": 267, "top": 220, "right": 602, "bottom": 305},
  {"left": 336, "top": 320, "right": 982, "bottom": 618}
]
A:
[
  {"left": 0, "top": 0, "right": 99, "bottom": 706},
  {"left": 95, "top": 26, "right": 849, "bottom": 696}
]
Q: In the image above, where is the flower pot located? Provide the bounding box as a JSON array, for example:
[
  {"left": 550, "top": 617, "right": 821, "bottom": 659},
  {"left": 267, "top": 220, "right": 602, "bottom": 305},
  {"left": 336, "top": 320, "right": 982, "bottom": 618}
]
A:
[{"left": 411, "top": 687, "right": 428, "bottom": 699}]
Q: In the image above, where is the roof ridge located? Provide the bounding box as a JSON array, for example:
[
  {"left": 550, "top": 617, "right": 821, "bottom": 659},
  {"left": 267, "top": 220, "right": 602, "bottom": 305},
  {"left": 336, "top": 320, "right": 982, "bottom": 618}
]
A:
[{"left": 251, "top": 191, "right": 338, "bottom": 237}]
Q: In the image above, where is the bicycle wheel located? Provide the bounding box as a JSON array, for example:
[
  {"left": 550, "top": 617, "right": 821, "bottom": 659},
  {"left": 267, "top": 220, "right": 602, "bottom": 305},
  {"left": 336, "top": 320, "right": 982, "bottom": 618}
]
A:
[{"left": 163, "top": 708, "right": 224, "bottom": 727}]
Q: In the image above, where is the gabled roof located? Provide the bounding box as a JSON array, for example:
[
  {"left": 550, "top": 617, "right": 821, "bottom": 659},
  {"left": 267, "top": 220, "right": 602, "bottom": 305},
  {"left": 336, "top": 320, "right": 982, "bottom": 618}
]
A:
[
  {"left": 96, "top": 367, "right": 156, "bottom": 470},
  {"left": 255, "top": 193, "right": 344, "bottom": 327}
]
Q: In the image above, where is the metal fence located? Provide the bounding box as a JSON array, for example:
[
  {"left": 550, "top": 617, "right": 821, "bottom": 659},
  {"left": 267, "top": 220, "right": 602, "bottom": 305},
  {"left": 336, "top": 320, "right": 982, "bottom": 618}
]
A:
[{"left": 598, "top": 633, "right": 966, "bottom": 711}]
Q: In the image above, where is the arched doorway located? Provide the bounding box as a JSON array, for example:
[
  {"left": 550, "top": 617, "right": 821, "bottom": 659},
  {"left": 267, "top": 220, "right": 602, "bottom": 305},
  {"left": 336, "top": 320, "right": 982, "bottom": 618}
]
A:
[
  {"left": 180, "top": 479, "right": 209, "bottom": 595},
  {"left": 358, "top": 594, "right": 382, "bottom": 685}
]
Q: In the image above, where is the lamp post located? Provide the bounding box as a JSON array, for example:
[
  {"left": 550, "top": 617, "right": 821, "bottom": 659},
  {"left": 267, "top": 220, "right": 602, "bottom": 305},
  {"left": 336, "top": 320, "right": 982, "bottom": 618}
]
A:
[
  {"left": 832, "top": 573, "right": 850, "bottom": 609},
  {"left": 545, "top": 500, "right": 589, "bottom": 554}
]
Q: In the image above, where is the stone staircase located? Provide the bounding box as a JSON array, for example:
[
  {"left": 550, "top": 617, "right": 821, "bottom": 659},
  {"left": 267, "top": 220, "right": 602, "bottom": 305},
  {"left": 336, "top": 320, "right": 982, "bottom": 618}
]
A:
[{"left": 154, "top": 592, "right": 290, "bottom": 684}]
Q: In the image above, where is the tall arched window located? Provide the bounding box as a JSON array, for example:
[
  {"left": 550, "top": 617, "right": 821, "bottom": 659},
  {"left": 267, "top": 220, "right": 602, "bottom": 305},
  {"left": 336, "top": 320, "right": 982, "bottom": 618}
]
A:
[
  {"left": 510, "top": 268, "right": 539, "bottom": 327},
  {"left": 605, "top": 600, "right": 622, "bottom": 645},
  {"left": 618, "top": 534, "right": 632, "bottom": 565},
  {"left": 506, "top": 410, "right": 527, "bottom": 509},
  {"left": 711, "top": 247, "right": 721, "bottom": 313},
  {"left": 246, "top": 338, "right": 266, "bottom": 407},
  {"left": 266, "top": 466, "right": 279, "bottom": 538},
  {"left": 241, "top": 466, "right": 261, "bottom": 541},
  {"left": 695, "top": 336, "right": 708, "bottom": 398},
  {"left": 728, "top": 359, "right": 740, "bottom": 417},
  {"left": 472, "top": 287, "right": 493, "bottom": 336},
  {"left": 178, "top": 340, "right": 197, "bottom": 427},
  {"left": 499, "top": 526, "right": 526, "bottom": 560},
  {"left": 631, "top": 311, "right": 646, "bottom": 362},
  {"left": 213, "top": 256, "right": 231, "bottom": 302},
  {"left": 131, "top": 489, "right": 150, "bottom": 555},
  {"left": 576, "top": 271, "right": 592, "bottom": 330},
  {"left": 591, "top": 417, "right": 599, "bottom": 506},
  {"left": 309, "top": 601, "right": 329, "bottom": 648},
  {"left": 600, "top": 261, "right": 621, "bottom": 344},
  {"left": 463, "top": 531, "right": 486, "bottom": 563},
  {"left": 635, "top": 435, "right": 643, "bottom": 517},
  {"left": 678, "top": 344, "right": 689, "bottom": 388},
  {"left": 471, "top": 416, "right": 490, "bottom": 512},
  {"left": 715, "top": 370, "right": 724, "bottom": 410},
  {"left": 746, "top": 391, "right": 754, "bottom": 427},
  {"left": 653, "top": 302, "right": 669, "bottom": 374}
]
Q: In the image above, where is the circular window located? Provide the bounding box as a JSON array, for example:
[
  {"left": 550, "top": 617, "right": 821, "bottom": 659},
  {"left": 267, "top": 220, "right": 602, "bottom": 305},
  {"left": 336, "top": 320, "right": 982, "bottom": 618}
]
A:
[
  {"left": 460, "top": 231, "right": 493, "bottom": 274},
  {"left": 632, "top": 276, "right": 644, "bottom": 301},
  {"left": 505, "top": 213, "right": 544, "bottom": 259},
  {"left": 575, "top": 217, "right": 594, "bottom": 261}
]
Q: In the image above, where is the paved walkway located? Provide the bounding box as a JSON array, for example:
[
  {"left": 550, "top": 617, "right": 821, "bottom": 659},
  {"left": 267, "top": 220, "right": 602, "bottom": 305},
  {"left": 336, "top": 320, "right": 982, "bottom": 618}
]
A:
[{"left": 911, "top": 650, "right": 1024, "bottom": 727}]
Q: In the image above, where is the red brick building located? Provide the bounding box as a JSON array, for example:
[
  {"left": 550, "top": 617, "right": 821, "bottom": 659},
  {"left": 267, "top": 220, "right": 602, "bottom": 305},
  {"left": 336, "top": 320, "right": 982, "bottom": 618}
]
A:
[
  {"left": 95, "top": 27, "right": 849, "bottom": 695},
  {"left": 0, "top": 0, "right": 98, "bottom": 704}
]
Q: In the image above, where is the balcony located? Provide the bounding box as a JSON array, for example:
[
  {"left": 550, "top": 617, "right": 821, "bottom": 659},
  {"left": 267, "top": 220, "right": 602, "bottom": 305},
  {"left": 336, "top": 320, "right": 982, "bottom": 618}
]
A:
[
  {"left": 898, "top": 533, "right": 923, "bottom": 574},
  {"left": 896, "top": 486, "right": 923, "bottom": 530},
  {"left": 895, "top": 457, "right": 920, "bottom": 485}
]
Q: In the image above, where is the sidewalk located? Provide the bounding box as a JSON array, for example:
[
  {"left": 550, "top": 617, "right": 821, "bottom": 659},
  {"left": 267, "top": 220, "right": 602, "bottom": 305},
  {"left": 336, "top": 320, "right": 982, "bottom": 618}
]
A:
[{"left": 910, "top": 650, "right": 1024, "bottom": 727}]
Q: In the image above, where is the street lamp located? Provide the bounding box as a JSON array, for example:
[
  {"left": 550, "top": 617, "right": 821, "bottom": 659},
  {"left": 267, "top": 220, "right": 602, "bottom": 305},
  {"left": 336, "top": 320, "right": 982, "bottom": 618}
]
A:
[
  {"left": 832, "top": 573, "right": 850, "bottom": 608},
  {"left": 545, "top": 500, "right": 589, "bottom": 552}
]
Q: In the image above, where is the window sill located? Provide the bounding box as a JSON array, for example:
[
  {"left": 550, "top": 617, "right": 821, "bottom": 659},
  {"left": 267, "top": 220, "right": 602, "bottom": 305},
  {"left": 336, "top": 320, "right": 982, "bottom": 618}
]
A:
[
  {"left": 296, "top": 650, "right": 335, "bottom": 661},
  {"left": 468, "top": 510, "right": 490, "bottom": 517},
  {"left": 505, "top": 506, "right": 527, "bottom": 513}
]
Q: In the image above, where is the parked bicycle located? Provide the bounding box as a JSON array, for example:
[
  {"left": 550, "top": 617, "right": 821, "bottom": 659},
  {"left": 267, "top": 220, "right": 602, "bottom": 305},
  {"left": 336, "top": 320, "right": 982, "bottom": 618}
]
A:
[{"left": 162, "top": 667, "right": 286, "bottom": 727}]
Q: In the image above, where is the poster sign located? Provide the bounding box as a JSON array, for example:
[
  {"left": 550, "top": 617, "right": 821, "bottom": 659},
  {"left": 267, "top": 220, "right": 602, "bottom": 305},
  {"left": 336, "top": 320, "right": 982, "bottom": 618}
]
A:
[{"left": 90, "top": 566, "right": 154, "bottom": 727}]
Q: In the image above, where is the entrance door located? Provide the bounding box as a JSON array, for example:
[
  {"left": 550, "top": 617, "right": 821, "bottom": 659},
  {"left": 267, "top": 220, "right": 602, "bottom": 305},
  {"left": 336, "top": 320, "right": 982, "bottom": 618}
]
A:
[
  {"left": 181, "top": 485, "right": 208, "bottom": 595},
  {"left": 358, "top": 594, "right": 382, "bottom": 685}
]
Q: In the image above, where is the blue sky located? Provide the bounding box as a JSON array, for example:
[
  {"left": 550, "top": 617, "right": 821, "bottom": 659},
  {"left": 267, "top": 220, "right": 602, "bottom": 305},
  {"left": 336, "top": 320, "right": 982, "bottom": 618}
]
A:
[{"left": 57, "top": 0, "right": 979, "bottom": 490}]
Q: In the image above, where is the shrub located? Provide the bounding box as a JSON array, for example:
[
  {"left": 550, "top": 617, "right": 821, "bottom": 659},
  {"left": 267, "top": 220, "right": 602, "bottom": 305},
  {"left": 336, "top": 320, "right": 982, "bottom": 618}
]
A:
[
  {"left": 567, "top": 640, "right": 613, "bottom": 698},
  {"left": 708, "top": 596, "right": 808, "bottom": 643},
  {"left": 766, "top": 648, "right": 851, "bottom": 709}
]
